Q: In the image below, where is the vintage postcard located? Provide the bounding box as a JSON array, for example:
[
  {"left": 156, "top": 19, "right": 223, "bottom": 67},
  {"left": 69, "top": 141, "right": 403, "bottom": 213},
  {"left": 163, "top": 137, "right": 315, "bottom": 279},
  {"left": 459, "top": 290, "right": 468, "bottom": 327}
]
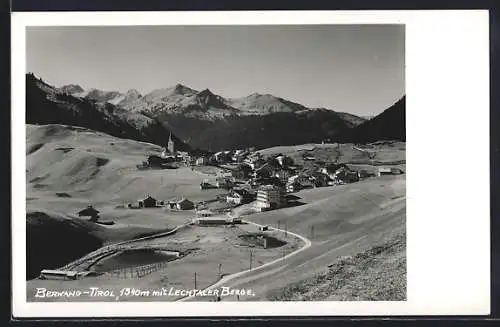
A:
[{"left": 11, "top": 10, "right": 490, "bottom": 317}]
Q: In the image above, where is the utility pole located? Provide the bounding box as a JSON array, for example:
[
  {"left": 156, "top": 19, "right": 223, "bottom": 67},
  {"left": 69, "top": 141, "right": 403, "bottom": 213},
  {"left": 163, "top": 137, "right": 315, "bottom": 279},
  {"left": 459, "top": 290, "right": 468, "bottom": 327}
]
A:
[
  {"left": 218, "top": 263, "right": 222, "bottom": 279},
  {"left": 194, "top": 272, "right": 197, "bottom": 289},
  {"left": 284, "top": 221, "right": 288, "bottom": 237},
  {"left": 249, "top": 249, "right": 253, "bottom": 269}
]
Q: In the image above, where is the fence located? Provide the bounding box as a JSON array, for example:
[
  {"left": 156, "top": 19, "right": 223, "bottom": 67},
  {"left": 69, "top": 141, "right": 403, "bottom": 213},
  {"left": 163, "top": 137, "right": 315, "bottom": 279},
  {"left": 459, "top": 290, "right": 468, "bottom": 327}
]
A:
[{"left": 103, "top": 260, "right": 169, "bottom": 279}]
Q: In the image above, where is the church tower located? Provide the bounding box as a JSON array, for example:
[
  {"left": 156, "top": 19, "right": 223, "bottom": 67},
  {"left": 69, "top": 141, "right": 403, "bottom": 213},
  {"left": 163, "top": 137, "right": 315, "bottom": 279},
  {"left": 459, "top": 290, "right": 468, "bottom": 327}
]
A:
[{"left": 167, "top": 132, "right": 175, "bottom": 153}]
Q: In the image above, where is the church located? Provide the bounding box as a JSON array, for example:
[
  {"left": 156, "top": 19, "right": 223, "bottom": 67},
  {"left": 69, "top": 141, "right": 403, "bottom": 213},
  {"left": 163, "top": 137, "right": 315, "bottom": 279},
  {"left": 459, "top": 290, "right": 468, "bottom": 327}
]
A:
[{"left": 161, "top": 133, "right": 176, "bottom": 158}]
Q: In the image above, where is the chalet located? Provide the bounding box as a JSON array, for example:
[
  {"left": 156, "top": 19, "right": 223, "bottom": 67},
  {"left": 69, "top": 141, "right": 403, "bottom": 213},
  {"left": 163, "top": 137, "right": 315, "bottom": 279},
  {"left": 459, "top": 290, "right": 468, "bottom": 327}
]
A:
[
  {"left": 289, "top": 174, "right": 313, "bottom": 184},
  {"left": 214, "top": 151, "right": 232, "bottom": 164},
  {"left": 195, "top": 156, "right": 208, "bottom": 166},
  {"left": 148, "top": 154, "right": 174, "bottom": 167},
  {"left": 358, "top": 169, "right": 376, "bottom": 179},
  {"left": 77, "top": 206, "right": 100, "bottom": 220},
  {"left": 286, "top": 178, "right": 314, "bottom": 193},
  {"left": 391, "top": 167, "right": 405, "bottom": 174},
  {"left": 255, "top": 163, "right": 275, "bottom": 179},
  {"left": 39, "top": 269, "right": 94, "bottom": 280},
  {"left": 192, "top": 215, "right": 240, "bottom": 226},
  {"left": 256, "top": 185, "right": 286, "bottom": 211},
  {"left": 244, "top": 156, "right": 266, "bottom": 170},
  {"left": 233, "top": 150, "right": 250, "bottom": 163},
  {"left": 256, "top": 176, "right": 285, "bottom": 189},
  {"left": 320, "top": 163, "right": 349, "bottom": 178},
  {"left": 333, "top": 167, "right": 360, "bottom": 184},
  {"left": 275, "top": 169, "right": 292, "bottom": 185},
  {"left": 139, "top": 195, "right": 158, "bottom": 208},
  {"left": 302, "top": 152, "right": 315, "bottom": 161},
  {"left": 196, "top": 209, "right": 213, "bottom": 217},
  {"left": 274, "top": 154, "right": 294, "bottom": 167},
  {"left": 168, "top": 198, "right": 195, "bottom": 210},
  {"left": 377, "top": 167, "right": 393, "bottom": 176},
  {"left": 231, "top": 164, "right": 253, "bottom": 180},
  {"left": 216, "top": 177, "right": 233, "bottom": 189},
  {"left": 311, "top": 172, "right": 331, "bottom": 187},
  {"left": 226, "top": 189, "right": 254, "bottom": 205}
]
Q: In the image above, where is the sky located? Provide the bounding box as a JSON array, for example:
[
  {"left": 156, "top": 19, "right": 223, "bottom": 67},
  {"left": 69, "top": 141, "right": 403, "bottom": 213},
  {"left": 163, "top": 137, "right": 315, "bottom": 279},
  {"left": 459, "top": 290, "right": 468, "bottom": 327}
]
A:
[{"left": 26, "top": 25, "right": 404, "bottom": 116}]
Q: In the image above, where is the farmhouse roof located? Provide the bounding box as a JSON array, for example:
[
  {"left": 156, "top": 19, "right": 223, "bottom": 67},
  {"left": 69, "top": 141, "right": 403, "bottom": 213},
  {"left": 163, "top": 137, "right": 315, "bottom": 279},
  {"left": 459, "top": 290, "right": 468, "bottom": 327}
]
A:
[{"left": 77, "top": 206, "right": 100, "bottom": 216}]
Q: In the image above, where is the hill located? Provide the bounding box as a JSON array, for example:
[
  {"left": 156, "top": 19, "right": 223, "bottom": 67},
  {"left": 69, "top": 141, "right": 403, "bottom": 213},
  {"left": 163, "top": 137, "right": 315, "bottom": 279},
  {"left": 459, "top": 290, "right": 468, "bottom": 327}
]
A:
[
  {"left": 27, "top": 73, "right": 188, "bottom": 150},
  {"left": 157, "top": 109, "right": 358, "bottom": 151},
  {"left": 340, "top": 96, "right": 405, "bottom": 143},
  {"left": 268, "top": 231, "right": 405, "bottom": 301},
  {"left": 213, "top": 174, "right": 406, "bottom": 301},
  {"left": 25, "top": 123, "right": 225, "bottom": 279}
]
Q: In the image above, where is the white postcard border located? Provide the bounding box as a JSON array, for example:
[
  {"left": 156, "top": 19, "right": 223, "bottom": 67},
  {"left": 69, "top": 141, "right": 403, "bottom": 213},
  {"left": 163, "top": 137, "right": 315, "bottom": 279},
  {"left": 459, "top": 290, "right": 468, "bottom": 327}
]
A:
[{"left": 11, "top": 10, "right": 490, "bottom": 317}]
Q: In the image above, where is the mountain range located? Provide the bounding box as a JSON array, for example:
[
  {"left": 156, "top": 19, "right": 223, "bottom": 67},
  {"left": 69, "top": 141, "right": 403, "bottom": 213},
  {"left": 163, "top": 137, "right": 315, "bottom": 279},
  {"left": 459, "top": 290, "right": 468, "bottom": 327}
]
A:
[
  {"left": 27, "top": 73, "right": 405, "bottom": 151},
  {"left": 26, "top": 73, "right": 189, "bottom": 151}
]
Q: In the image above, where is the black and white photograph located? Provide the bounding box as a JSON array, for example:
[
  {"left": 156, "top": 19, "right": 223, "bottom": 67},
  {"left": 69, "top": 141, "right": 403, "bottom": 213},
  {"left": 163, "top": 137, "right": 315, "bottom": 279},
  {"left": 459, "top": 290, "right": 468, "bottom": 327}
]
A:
[
  {"left": 24, "top": 23, "right": 406, "bottom": 303},
  {"left": 11, "top": 10, "right": 490, "bottom": 317}
]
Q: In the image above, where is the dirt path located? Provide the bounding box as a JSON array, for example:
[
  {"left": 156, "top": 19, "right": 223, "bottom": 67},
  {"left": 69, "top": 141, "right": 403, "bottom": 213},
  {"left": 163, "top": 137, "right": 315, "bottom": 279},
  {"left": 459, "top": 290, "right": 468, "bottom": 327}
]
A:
[{"left": 176, "top": 220, "right": 312, "bottom": 302}]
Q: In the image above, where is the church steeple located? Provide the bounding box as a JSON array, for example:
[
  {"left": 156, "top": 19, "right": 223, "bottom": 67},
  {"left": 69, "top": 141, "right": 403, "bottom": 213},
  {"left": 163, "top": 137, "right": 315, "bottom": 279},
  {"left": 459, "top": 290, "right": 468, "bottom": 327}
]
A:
[{"left": 167, "top": 132, "right": 175, "bottom": 153}]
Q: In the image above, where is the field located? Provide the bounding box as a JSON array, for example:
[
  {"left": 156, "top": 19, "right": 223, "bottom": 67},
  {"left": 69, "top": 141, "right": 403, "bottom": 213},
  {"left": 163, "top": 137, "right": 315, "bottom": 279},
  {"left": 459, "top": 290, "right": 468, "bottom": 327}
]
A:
[{"left": 25, "top": 124, "right": 406, "bottom": 302}]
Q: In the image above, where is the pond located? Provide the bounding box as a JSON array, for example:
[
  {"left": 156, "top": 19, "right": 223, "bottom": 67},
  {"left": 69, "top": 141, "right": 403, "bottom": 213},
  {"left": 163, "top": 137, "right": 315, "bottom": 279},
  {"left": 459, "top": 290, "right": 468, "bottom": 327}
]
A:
[{"left": 90, "top": 249, "right": 179, "bottom": 272}]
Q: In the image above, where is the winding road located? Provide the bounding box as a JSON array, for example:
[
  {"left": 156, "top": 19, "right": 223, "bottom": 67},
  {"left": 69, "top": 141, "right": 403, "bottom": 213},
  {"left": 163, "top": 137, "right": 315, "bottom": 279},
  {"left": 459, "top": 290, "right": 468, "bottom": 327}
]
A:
[{"left": 177, "top": 219, "right": 312, "bottom": 302}]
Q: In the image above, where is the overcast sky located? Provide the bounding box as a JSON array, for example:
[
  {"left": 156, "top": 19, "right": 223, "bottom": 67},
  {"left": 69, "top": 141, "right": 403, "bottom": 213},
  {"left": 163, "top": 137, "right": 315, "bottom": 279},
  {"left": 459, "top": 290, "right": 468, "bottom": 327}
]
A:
[{"left": 27, "top": 25, "right": 404, "bottom": 116}]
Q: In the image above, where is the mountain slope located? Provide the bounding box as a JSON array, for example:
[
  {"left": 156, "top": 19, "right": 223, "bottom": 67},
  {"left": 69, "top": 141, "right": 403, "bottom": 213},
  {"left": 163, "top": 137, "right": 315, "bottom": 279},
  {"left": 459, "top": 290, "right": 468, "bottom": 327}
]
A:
[
  {"left": 26, "top": 73, "right": 188, "bottom": 150},
  {"left": 59, "top": 85, "right": 143, "bottom": 108},
  {"left": 124, "top": 84, "right": 239, "bottom": 119},
  {"left": 158, "top": 109, "right": 356, "bottom": 151},
  {"left": 226, "top": 93, "right": 310, "bottom": 115},
  {"left": 340, "top": 96, "right": 405, "bottom": 143},
  {"left": 117, "top": 82, "right": 368, "bottom": 150},
  {"left": 59, "top": 84, "right": 84, "bottom": 95}
]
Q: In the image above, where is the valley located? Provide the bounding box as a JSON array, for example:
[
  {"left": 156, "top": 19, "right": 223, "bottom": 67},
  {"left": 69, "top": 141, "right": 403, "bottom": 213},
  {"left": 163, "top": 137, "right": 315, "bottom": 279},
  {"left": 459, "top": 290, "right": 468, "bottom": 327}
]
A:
[{"left": 26, "top": 122, "right": 405, "bottom": 302}]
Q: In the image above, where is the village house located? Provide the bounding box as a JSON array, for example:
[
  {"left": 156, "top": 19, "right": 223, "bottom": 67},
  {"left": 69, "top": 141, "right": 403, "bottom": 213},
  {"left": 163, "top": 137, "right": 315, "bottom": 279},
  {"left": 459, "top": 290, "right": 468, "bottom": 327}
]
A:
[
  {"left": 226, "top": 188, "right": 254, "bottom": 205},
  {"left": 320, "top": 163, "right": 349, "bottom": 179},
  {"left": 286, "top": 176, "right": 314, "bottom": 193},
  {"left": 39, "top": 269, "right": 95, "bottom": 280},
  {"left": 192, "top": 216, "right": 240, "bottom": 226},
  {"left": 302, "top": 152, "right": 315, "bottom": 161},
  {"left": 333, "top": 167, "right": 360, "bottom": 184},
  {"left": 244, "top": 156, "right": 266, "bottom": 170},
  {"left": 256, "top": 185, "right": 287, "bottom": 211},
  {"left": 358, "top": 169, "right": 376, "bottom": 179},
  {"left": 231, "top": 164, "right": 253, "bottom": 180},
  {"left": 377, "top": 167, "right": 392, "bottom": 176},
  {"left": 275, "top": 169, "right": 292, "bottom": 185},
  {"left": 256, "top": 176, "right": 285, "bottom": 189},
  {"left": 214, "top": 151, "right": 232, "bottom": 164},
  {"left": 77, "top": 205, "right": 100, "bottom": 221},
  {"left": 274, "top": 154, "right": 294, "bottom": 167},
  {"left": 255, "top": 163, "right": 275, "bottom": 179},
  {"left": 196, "top": 209, "right": 213, "bottom": 217},
  {"left": 168, "top": 198, "right": 195, "bottom": 211},
  {"left": 311, "top": 171, "right": 331, "bottom": 187},
  {"left": 195, "top": 156, "right": 208, "bottom": 166},
  {"left": 215, "top": 177, "right": 233, "bottom": 189},
  {"left": 233, "top": 150, "right": 250, "bottom": 163},
  {"left": 139, "top": 195, "right": 158, "bottom": 208}
]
